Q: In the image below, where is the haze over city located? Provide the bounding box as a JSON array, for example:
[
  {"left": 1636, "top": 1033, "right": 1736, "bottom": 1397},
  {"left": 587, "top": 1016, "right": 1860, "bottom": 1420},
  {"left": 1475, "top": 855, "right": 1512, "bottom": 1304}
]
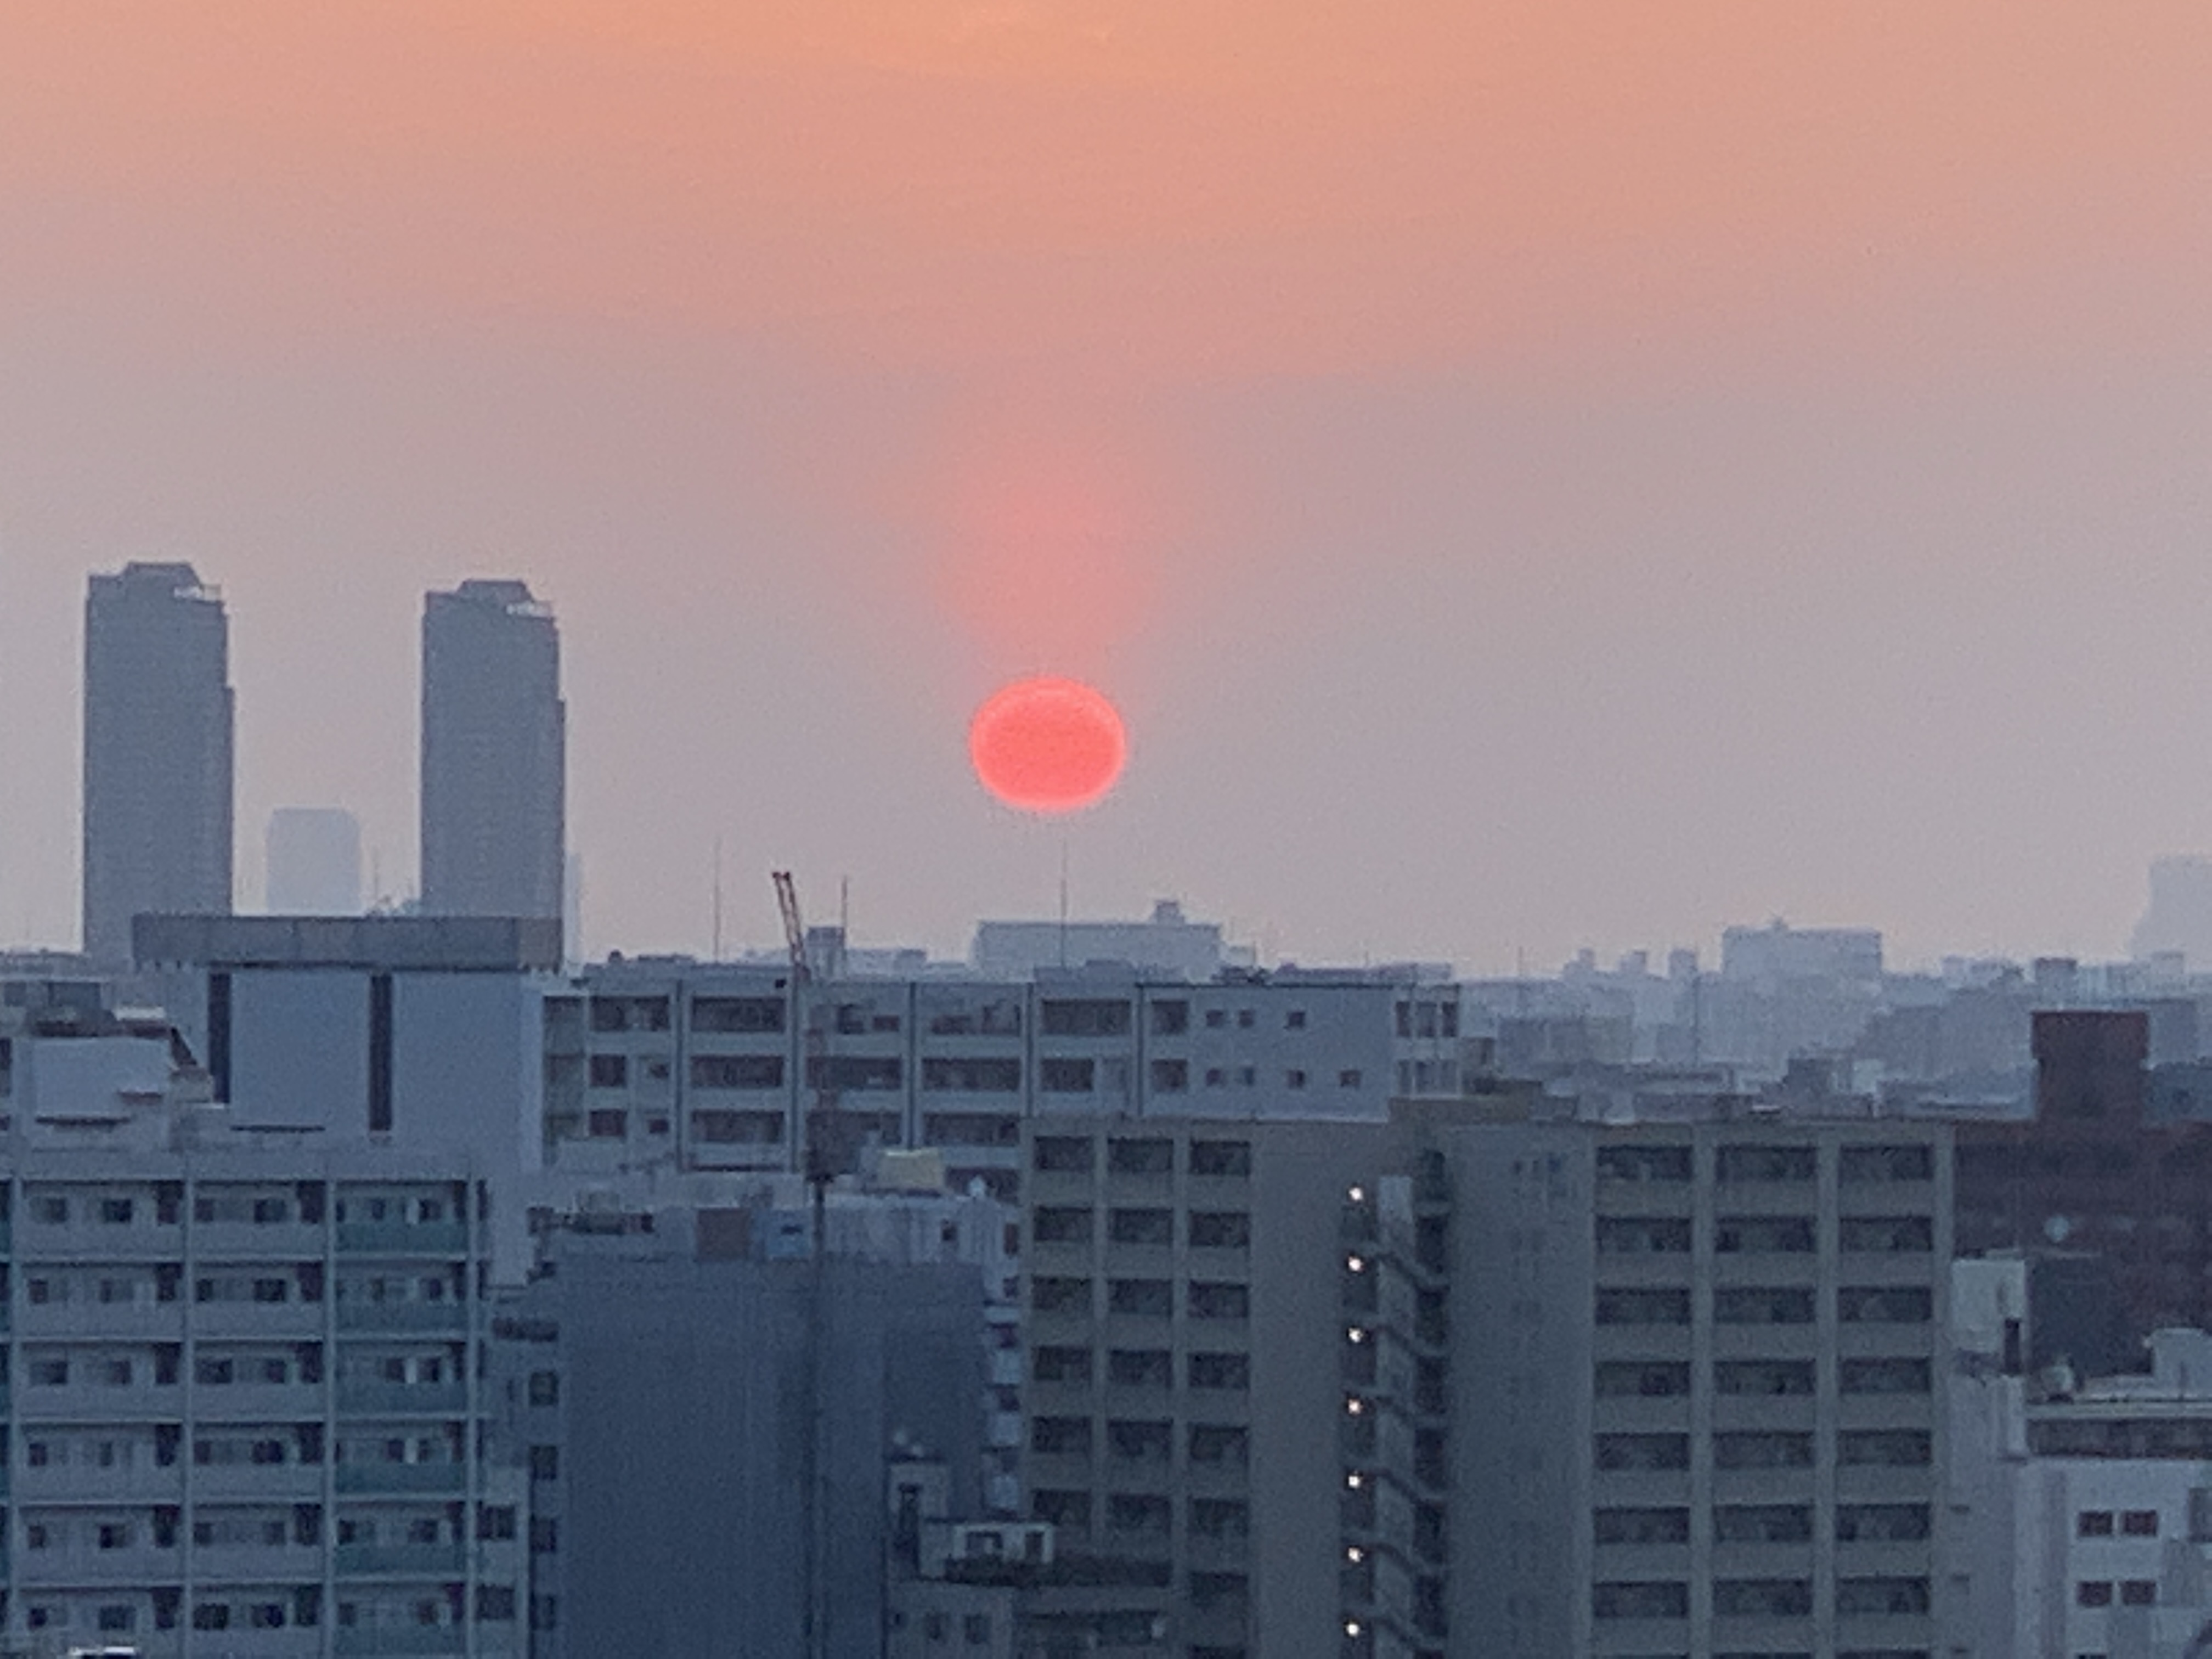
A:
[{"left": 5, "top": 3, "right": 2210, "bottom": 969}]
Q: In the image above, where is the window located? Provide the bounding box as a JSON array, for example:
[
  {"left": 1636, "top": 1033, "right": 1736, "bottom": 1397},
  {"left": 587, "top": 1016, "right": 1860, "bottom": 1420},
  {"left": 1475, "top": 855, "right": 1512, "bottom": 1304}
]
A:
[
  {"left": 1714, "top": 1505, "right": 1812, "bottom": 1543},
  {"left": 1839, "top": 1215, "right": 1934, "bottom": 1252},
  {"left": 963, "top": 1613, "right": 992, "bottom": 1645},
  {"left": 2123, "top": 1509, "right": 2159, "bottom": 1537},
  {"left": 1190, "top": 1498, "right": 1249, "bottom": 1538},
  {"left": 477, "top": 1505, "right": 518, "bottom": 1541},
  {"left": 1108, "top": 1138, "right": 1173, "bottom": 1174},
  {"left": 1108, "top": 1279, "right": 1172, "bottom": 1317},
  {"left": 2077, "top": 1580, "right": 2114, "bottom": 1607},
  {"left": 528, "top": 1446, "right": 559, "bottom": 1480},
  {"left": 1040, "top": 1058, "right": 1097, "bottom": 1093},
  {"left": 1150, "top": 1000, "right": 1189, "bottom": 1035},
  {"left": 1188, "top": 1282, "right": 1249, "bottom": 1320},
  {"left": 1595, "top": 1289, "right": 1691, "bottom": 1325},
  {"left": 1594, "top": 1507, "right": 1690, "bottom": 1544},
  {"left": 2120, "top": 1579, "right": 2157, "bottom": 1606},
  {"left": 1838, "top": 1430, "right": 1932, "bottom": 1467},
  {"left": 1839, "top": 1286, "right": 1933, "bottom": 1324},
  {"left": 1109, "top": 1208, "right": 1173, "bottom": 1245},
  {"left": 1030, "top": 1489, "right": 1090, "bottom": 1528},
  {"left": 1188, "top": 1424, "right": 1248, "bottom": 1465},
  {"left": 1236, "top": 1008, "right": 1256, "bottom": 1029},
  {"left": 1189, "top": 1139, "right": 1252, "bottom": 1177},
  {"left": 1716, "top": 1287, "right": 1815, "bottom": 1324},
  {"left": 587, "top": 1055, "right": 628, "bottom": 1088},
  {"left": 1189, "top": 1212, "right": 1250, "bottom": 1249},
  {"left": 1837, "top": 1503, "right": 1931, "bottom": 1542},
  {"left": 690, "top": 996, "right": 785, "bottom": 1034},
  {"left": 1838, "top": 1577, "right": 1931, "bottom": 1615},
  {"left": 1034, "top": 1207, "right": 1094, "bottom": 1245},
  {"left": 1840, "top": 1143, "right": 1933, "bottom": 1182},
  {"left": 1841, "top": 1357, "right": 1931, "bottom": 1395},
  {"left": 1285, "top": 1069, "right": 1307, "bottom": 1089},
  {"left": 1034, "top": 1347, "right": 1092, "bottom": 1385},
  {"left": 33, "top": 1195, "right": 67, "bottom": 1224},
  {"left": 1715, "top": 1216, "right": 1815, "bottom": 1253},
  {"left": 1149, "top": 1058, "right": 1189, "bottom": 1092},
  {"left": 1717, "top": 1144, "right": 1815, "bottom": 1182},
  {"left": 1592, "top": 1582, "right": 1688, "bottom": 1620},
  {"left": 1030, "top": 1417, "right": 1092, "bottom": 1456},
  {"left": 804, "top": 1055, "right": 901, "bottom": 1091},
  {"left": 101, "top": 1197, "right": 135, "bottom": 1224},
  {"left": 586, "top": 1109, "right": 627, "bottom": 1139},
  {"left": 689, "top": 1054, "right": 785, "bottom": 1089},
  {"left": 1716, "top": 1361, "right": 1814, "bottom": 1396},
  {"left": 1596, "top": 1217, "right": 1691, "bottom": 1254},
  {"left": 1594, "top": 1362, "right": 1690, "bottom": 1398},
  {"left": 1204, "top": 1008, "right": 1227, "bottom": 1029},
  {"left": 1713, "top": 1432, "right": 1814, "bottom": 1470},
  {"left": 1040, "top": 1000, "right": 1132, "bottom": 1037},
  {"left": 30, "top": 1358, "right": 69, "bottom": 1386},
  {"left": 1188, "top": 1352, "right": 1250, "bottom": 1391},
  {"left": 528, "top": 1372, "right": 560, "bottom": 1407},
  {"left": 1107, "top": 1494, "right": 1171, "bottom": 1535},
  {"left": 1107, "top": 1419, "right": 1172, "bottom": 1463},
  {"left": 1596, "top": 1144, "right": 1692, "bottom": 1182},
  {"left": 1032, "top": 1137, "right": 1093, "bottom": 1174},
  {"left": 1713, "top": 1578, "right": 1812, "bottom": 1617},
  {"left": 1030, "top": 1277, "right": 1090, "bottom": 1314},
  {"left": 1108, "top": 1350, "right": 1172, "bottom": 1389},
  {"left": 1339, "top": 1069, "right": 1363, "bottom": 1088},
  {"left": 1594, "top": 1434, "right": 1691, "bottom": 1471}
]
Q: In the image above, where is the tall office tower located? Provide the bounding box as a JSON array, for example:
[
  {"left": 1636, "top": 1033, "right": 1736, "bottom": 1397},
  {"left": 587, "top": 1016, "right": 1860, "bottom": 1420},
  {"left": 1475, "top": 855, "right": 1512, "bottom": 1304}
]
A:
[
  {"left": 265, "top": 806, "right": 363, "bottom": 915},
  {"left": 420, "top": 580, "right": 565, "bottom": 923},
  {"left": 82, "top": 561, "right": 235, "bottom": 966}
]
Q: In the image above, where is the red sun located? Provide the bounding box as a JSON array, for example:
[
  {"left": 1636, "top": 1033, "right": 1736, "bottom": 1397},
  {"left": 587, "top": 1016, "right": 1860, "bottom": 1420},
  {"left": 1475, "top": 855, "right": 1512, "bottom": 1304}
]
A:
[{"left": 969, "top": 676, "right": 1128, "bottom": 813}]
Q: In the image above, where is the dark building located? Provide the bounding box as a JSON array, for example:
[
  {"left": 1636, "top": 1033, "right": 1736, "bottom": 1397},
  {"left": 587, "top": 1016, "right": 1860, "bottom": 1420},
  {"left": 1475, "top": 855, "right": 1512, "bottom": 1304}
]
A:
[
  {"left": 81, "top": 561, "right": 234, "bottom": 964},
  {"left": 1956, "top": 1009, "right": 2212, "bottom": 1357},
  {"left": 420, "top": 579, "right": 565, "bottom": 922}
]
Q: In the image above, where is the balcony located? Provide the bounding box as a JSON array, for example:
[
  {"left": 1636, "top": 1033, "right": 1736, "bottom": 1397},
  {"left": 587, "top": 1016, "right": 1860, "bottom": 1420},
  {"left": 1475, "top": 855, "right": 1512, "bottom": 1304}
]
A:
[
  {"left": 335, "top": 1462, "right": 468, "bottom": 1495},
  {"left": 191, "top": 1542, "right": 326, "bottom": 1582},
  {"left": 195, "top": 1459, "right": 325, "bottom": 1500},
  {"left": 193, "top": 1300, "right": 327, "bottom": 1340},
  {"left": 10, "top": 1543, "right": 183, "bottom": 1583},
  {"left": 10, "top": 1461, "right": 184, "bottom": 1503},
  {"left": 194, "top": 1382, "right": 326, "bottom": 1421},
  {"left": 14, "top": 1301, "right": 185, "bottom": 1341},
  {"left": 337, "top": 1222, "right": 470, "bottom": 1257},
  {"left": 335, "top": 1542, "right": 470, "bottom": 1577},
  {"left": 338, "top": 1302, "right": 470, "bottom": 1335},
  {"left": 195, "top": 1220, "right": 329, "bottom": 1259},
  {"left": 336, "top": 1381, "right": 469, "bottom": 1417},
  {"left": 334, "top": 1629, "right": 470, "bottom": 1656}
]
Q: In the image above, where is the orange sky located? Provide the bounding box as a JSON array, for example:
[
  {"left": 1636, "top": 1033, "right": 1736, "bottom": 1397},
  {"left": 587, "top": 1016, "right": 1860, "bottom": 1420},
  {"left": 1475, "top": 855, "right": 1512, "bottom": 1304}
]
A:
[
  {"left": 3, "top": 2, "right": 2211, "bottom": 966},
  {"left": 8, "top": 2, "right": 2208, "bottom": 374}
]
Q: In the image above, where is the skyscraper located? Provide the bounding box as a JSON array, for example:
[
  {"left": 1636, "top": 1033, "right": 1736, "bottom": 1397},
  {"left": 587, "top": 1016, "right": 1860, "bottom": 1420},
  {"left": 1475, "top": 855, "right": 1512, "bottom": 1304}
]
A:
[
  {"left": 81, "top": 561, "right": 234, "bottom": 964},
  {"left": 419, "top": 578, "right": 565, "bottom": 922}
]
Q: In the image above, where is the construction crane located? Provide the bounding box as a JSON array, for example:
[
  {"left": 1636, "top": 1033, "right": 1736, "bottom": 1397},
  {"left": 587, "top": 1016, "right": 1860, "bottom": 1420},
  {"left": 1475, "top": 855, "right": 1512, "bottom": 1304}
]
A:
[{"left": 774, "top": 868, "right": 834, "bottom": 1659}]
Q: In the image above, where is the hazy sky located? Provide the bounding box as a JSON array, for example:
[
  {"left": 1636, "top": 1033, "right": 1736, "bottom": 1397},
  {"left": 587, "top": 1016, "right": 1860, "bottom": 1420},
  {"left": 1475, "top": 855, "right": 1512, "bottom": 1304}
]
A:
[{"left": 3, "top": 3, "right": 2209, "bottom": 971}]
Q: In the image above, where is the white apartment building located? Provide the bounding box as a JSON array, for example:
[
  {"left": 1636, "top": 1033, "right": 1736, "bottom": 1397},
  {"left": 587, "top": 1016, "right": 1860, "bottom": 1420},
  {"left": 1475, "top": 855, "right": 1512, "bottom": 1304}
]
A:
[
  {"left": 2, "top": 1103, "right": 526, "bottom": 1657},
  {"left": 544, "top": 962, "right": 1465, "bottom": 1199}
]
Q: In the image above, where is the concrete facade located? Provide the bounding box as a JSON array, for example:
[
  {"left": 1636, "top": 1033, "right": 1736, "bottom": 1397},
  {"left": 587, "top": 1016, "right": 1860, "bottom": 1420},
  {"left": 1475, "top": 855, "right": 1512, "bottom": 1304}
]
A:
[{"left": 82, "top": 564, "right": 234, "bottom": 968}]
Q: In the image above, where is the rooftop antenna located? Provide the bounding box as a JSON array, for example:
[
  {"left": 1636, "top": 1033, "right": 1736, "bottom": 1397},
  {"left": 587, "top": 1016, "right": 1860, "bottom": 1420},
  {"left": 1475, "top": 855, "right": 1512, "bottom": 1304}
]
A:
[
  {"left": 711, "top": 836, "right": 724, "bottom": 961},
  {"left": 1058, "top": 838, "right": 1071, "bottom": 969}
]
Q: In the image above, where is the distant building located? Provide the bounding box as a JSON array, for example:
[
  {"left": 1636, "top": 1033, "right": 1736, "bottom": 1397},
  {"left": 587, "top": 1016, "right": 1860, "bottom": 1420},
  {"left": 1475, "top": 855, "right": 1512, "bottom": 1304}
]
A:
[
  {"left": 2130, "top": 855, "right": 2212, "bottom": 968},
  {"left": 264, "top": 807, "right": 363, "bottom": 915},
  {"left": 972, "top": 900, "right": 1242, "bottom": 980},
  {"left": 420, "top": 580, "right": 565, "bottom": 925},
  {"left": 82, "top": 562, "right": 234, "bottom": 966}
]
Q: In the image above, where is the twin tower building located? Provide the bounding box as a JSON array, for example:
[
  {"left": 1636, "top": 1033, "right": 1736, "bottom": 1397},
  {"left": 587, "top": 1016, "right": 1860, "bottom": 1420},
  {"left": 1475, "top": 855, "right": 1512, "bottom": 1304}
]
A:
[{"left": 80, "top": 563, "right": 565, "bottom": 964}]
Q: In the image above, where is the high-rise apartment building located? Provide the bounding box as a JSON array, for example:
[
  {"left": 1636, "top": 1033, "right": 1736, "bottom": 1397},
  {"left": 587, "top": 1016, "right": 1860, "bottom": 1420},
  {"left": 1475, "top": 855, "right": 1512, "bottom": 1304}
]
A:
[
  {"left": 1376, "top": 1117, "right": 1954, "bottom": 1659},
  {"left": 0, "top": 1116, "right": 528, "bottom": 1655},
  {"left": 82, "top": 562, "right": 234, "bottom": 966},
  {"left": 419, "top": 582, "right": 564, "bottom": 924}
]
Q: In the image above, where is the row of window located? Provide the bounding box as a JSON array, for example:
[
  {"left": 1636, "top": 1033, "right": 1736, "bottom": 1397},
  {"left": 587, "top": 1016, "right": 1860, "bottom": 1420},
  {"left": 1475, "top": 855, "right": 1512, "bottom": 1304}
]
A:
[
  {"left": 577, "top": 993, "right": 1338, "bottom": 1039},
  {"left": 2077, "top": 1578, "right": 2159, "bottom": 1607},
  {"left": 9, "top": 1192, "right": 453, "bottom": 1228},
  {"left": 1034, "top": 1138, "right": 1252, "bottom": 1177},
  {"left": 2078, "top": 1507, "right": 2160, "bottom": 1537},
  {"left": 1031, "top": 1278, "right": 1251, "bottom": 1319},
  {"left": 1598, "top": 1215, "right": 1933, "bottom": 1255},
  {"left": 1595, "top": 1502, "right": 1929, "bottom": 1544},
  {"left": 1592, "top": 1576, "right": 1929, "bottom": 1618},
  {"left": 1034, "top": 1208, "right": 1251, "bottom": 1249},
  {"left": 1596, "top": 1285, "right": 1934, "bottom": 1325},
  {"left": 1596, "top": 1143, "right": 1934, "bottom": 1184},
  {"left": 1024, "top": 1346, "right": 1253, "bottom": 1391},
  {"left": 1595, "top": 1429, "right": 1932, "bottom": 1471},
  {"left": 1595, "top": 1357, "right": 1931, "bottom": 1398}
]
